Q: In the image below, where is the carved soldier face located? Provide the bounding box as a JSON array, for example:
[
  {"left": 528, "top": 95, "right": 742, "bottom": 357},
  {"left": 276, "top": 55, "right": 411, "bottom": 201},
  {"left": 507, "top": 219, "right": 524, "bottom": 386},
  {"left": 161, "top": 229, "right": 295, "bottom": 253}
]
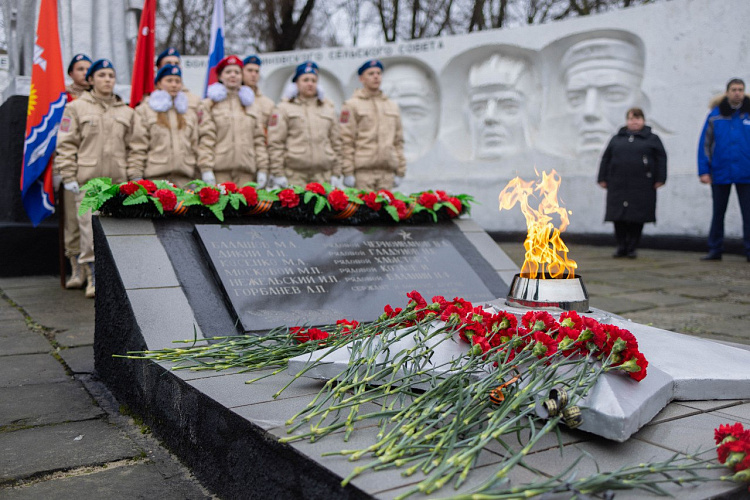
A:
[
  {"left": 468, "top": 87, "right": 527, "bottom": 160},
  {"left": 382, "top": 64, "right": 439, "bottom": 161},
  {"left": 565, "top": 68, "right": 641, "bottom": 154}
]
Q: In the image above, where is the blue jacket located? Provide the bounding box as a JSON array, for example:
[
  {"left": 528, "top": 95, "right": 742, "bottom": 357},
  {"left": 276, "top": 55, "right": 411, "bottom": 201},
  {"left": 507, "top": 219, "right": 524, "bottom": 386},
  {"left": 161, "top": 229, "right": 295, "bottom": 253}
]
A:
[{"left": 697, "top": 96, "right": 750, "bottom": 184}]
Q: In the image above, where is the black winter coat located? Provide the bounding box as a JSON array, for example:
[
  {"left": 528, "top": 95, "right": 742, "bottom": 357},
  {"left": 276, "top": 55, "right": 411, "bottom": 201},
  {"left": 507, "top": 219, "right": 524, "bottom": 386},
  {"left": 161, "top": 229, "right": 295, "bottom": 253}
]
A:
[{"left": 597, "top": 125, "right": 667, "bottom": 223}]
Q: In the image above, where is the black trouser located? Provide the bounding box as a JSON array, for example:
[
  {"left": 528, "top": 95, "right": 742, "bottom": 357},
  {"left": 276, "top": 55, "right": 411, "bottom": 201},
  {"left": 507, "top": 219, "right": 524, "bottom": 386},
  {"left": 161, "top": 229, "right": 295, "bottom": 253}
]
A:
[{"left": 613, "top": 221, "right": 644, "bottom": 255}]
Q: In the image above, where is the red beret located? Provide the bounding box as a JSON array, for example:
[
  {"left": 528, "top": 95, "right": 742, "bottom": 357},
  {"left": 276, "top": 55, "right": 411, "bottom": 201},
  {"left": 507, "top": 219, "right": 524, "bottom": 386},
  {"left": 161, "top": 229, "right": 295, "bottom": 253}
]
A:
[{"left": 215, "top": 55, "right": 243, "bottom": 77}]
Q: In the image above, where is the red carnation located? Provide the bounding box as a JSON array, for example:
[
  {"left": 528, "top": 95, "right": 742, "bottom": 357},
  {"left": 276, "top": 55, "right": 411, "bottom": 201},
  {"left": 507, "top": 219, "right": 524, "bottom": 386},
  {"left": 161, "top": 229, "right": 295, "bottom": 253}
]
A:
[
  {"left": 377, "top": 190, "right": 395, "bottom": 202},
  {"left": 154, "top": 189, "right": 177, "bottom": 211},
  {"left": 328, "top": 189, "right": 349, "bottom": 211},
  {"left": 336, "top": 318, "right": 359, "bottom": 335},
  {"left": 715, "top": 423, "right": 749, "bottom": 445},
  {"left": 239, "top": 186, "right": 258, "bottom": 206},
  {"left": 199, "top": 186, "right": 220, "bottom": 205},
  {"left": 305, "top": 182, "right": 326, "bottom": 195},
  {"left": 417, "top": 192, "right": 438, "bottom": 210},
  {"left": 522, "top": 311, "right": 559, "bottom": 333},
  {"left": 278, "top": 189, "right": 300, "bottom": 208},
  {"left": 120, "top": 182, "right": 140, "bottom": 196},
  {"left": 406, "top": 290, "right": 427, "bottom": 309},
  {"left": 532, "top": 331, "right": 559, "bottom": 358},
  {"left": 136, "top": 179, "right": 157, "bottom": 193},
  {"left": 360, "top": 192, "right": 382, "bottom": 211},
  {"left": 470, "top": 335, "right": 491, "bottom": 357},
  {"left": 220, "top": 182, "right": 238, "bottom": 193}
]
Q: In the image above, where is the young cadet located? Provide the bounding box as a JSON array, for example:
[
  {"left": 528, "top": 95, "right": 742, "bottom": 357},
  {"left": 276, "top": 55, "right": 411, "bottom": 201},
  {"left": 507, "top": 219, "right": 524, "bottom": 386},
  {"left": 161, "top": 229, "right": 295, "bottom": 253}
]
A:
[
  {"left": 156, "top": 47, "right": 201, "bottom": 115},
  {"left": 55, "top": 53, "right": 92, "bottom": 290},
  {"left": 55, "top": 59, "right": 134, "bottom": 298},
  {"left": 197, "top": 55, "right": 268, "bottom": 185},
  {"left": 267, "top": 61, "right": 341, "bottom": 188},
  {"left": 339, "top": 59, "right": 406, "bottom": 191},
  {"left": 242, "top": 54, "right": 274, "bottom": 187},
  {"left": 128, "top": 64, "right": 198, "bottom": 187}
]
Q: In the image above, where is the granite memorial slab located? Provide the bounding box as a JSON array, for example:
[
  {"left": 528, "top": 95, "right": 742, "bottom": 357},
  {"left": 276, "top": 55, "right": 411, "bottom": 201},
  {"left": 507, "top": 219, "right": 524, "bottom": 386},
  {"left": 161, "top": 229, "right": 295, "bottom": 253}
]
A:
[{"left": 195, "top": 224, "right": 508, "bottom": 333}]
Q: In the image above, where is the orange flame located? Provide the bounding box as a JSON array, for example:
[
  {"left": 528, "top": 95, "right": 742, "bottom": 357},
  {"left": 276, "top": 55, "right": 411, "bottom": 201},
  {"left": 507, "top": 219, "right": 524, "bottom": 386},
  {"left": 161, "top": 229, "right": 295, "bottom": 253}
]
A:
[{"left": 498, "top": 169, "right": 577, "bottom": 279}]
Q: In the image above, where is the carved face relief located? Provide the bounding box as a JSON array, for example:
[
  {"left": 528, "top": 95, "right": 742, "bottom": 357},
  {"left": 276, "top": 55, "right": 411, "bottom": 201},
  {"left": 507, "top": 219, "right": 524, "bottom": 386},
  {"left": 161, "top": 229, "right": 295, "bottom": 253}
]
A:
[
  {"left": 382, "top": 64, "right": 439, "bottom": 162},
  {"left": 565, "top": 67, "right": 641, "bottom": 155},
  {"left": 468, "top": 86, "right": 527, "bottom": 160}
]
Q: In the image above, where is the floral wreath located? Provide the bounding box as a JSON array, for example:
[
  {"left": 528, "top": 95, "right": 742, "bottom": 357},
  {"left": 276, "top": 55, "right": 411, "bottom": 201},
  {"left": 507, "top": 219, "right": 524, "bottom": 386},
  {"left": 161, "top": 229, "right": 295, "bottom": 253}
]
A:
[{"left": 79, "top": 178, "right": 474, "bottom": 224}]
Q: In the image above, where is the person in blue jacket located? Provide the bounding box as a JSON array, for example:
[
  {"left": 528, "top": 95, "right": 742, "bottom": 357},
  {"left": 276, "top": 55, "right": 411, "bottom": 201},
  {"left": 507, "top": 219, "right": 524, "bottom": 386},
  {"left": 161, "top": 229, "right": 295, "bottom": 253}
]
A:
[{"left": 697, "top": 78, "right": 750, "bottom": 262}]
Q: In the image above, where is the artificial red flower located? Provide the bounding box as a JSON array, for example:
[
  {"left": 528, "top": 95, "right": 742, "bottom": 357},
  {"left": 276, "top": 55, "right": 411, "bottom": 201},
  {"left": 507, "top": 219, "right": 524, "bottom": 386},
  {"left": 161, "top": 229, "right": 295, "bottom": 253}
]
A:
[
  {"left": 305, "top": 182, "right": 326, "bottom": 195},
  {"left": 120, "top": 182, "right": 140, "bottom": 196},
  {"left": 447, "top": 197, "right": 462, "bottom": 217},
  {"left": 154, "top": 189, "right": 177, "bottom": 211},
  {"left": 239, "top": 186, "right": 258, "bottom": 206},
  {"left": 136, "top": 179, "right": 157, "bottom": 193},
  {"left": 220, "top": 182, "right": 238, "bottom": 193},
  {"left": 391, "top": 199, "right": 409, "bottom": 219},
  {"left": 435, "top": 190, "right": 450, "bottom": 202},
  {"left": 278, "top": 188, "right": 300, "bottom": 208},
  {"left": 199, "top": 186, "right": 220, "bottom": 205},
  {"left": 360, "top": 192, "right": 382, "bottom": 211},
  {"left": 377, "top": 190, "right": 395, "bottom": 202},
  {"left": 328, "top": 189, "right": 349, "bottom": 211},
  {"left": 417, "top": 192, "right": 438, "bottom": 210}
]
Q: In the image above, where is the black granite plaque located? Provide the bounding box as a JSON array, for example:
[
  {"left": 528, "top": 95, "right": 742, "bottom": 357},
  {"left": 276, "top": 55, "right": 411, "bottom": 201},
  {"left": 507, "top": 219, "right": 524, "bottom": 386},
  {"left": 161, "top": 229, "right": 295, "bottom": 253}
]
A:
[{"left": 195, "top": 224, "right": 501, "bottom": 332}]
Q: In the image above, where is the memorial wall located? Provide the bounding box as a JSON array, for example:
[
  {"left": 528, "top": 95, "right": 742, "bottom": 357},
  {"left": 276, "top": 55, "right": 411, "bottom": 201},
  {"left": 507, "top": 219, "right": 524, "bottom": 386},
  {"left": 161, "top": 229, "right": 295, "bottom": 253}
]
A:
[{"left": 182, "top": 0, "right": 750, "bottom": 237}]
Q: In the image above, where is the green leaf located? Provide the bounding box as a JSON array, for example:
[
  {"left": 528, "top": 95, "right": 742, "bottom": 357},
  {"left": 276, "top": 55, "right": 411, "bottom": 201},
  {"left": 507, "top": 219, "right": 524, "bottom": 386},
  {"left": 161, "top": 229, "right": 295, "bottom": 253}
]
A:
[
  {"left": 385, "top": 205, "right": 399, "bottom": 222},
  {"left": 78, "top": 198, "right": 99, "bottom": 216},
  {"left": 303, "top": 191, "right": 315, "bottom": 204},
  {"left": 229, "top": 194, "right": 240, "bottom": 210},
  {"left": 314, "top": 196, "right": 328, "bottom": 214},
  {"left": 151, "top": 197, "right": 164, "bottom": 214},
  {"left": 258, "top": 191, "right": 278, "bottom": 202},
  {"left": 122, "top": 193, "right": 149, "bottom": 206},
  {"left": 209, "top": 204, "right": 225, "bottom": 222}
]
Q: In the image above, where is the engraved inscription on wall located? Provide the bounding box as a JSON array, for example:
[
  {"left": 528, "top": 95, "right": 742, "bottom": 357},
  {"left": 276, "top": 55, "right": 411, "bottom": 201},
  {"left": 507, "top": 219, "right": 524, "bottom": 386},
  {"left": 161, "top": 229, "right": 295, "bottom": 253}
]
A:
[{"left": 195, "top": 224, "right": 496, "bottom": 332}]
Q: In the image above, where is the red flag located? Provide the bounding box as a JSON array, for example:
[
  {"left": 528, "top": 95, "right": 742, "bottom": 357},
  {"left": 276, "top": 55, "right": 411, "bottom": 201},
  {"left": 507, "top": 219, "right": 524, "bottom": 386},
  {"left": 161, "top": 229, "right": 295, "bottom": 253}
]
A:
[
  {"left": 20, "top": 0, "right": 66, "bottom": 226},
  {"left": 129, "top": 0, "right": 156, "bottom": 108}
]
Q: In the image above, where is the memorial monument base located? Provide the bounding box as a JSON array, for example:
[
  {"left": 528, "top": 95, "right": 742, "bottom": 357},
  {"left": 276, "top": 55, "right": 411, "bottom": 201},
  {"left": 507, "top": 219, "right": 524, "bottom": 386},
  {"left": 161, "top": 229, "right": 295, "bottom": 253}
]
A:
[{"left": 93, "top": 216, "right": 749, "bottom": 499}]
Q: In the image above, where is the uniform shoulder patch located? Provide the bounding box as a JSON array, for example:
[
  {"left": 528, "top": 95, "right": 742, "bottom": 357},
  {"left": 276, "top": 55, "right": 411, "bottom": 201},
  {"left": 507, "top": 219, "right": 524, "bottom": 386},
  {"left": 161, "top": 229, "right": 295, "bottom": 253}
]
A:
[
  {"left": 340, "top": 110, "right": 350, "bottom": 124},
  {"left": 269, "top": 113, "right": 278, "bottom": 127},
  {"left": 60, "top": 117, "right": 71, "bottom": 132}
]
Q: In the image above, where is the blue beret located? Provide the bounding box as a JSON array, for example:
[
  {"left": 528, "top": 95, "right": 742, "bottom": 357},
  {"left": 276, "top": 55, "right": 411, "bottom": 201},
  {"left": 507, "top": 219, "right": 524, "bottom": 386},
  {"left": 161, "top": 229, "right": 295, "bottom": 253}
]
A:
[
  {"left": 292, "top": 61, "right": 318, "bottom": 82},
  {"left": 358, "top": 59, "right": 383, "bottom": 75},
  {"left": 85, "top": 59, "right": 115, "bottom": 80},
  {"left": 156, "top": 47, "right": 180, "bottom": 67},
  {"left": 154, "top": 64, "right": 182, "bottom": 84},
  {"left": 67, "top": 53, "right": 92, "bottom": 75},
  {"left": 243, "top": 55, "right": 262, "bottom": 66}
]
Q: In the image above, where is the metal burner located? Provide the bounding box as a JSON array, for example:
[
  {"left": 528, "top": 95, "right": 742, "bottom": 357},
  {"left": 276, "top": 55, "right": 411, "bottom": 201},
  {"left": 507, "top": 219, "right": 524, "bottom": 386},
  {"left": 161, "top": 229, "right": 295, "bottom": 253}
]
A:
[{"left": 505, "top": 273, "right": 589, "bottom": 312}]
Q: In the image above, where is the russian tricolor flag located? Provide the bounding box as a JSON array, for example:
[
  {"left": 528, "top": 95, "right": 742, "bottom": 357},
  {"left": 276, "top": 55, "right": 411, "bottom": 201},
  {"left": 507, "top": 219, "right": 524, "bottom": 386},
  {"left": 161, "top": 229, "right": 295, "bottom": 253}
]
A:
[
  {"left": 203, "top": 0, "right": 225, "bottom": 97},
  {"left": 20, "top": 0, "right": 66, "bottom": 226}
]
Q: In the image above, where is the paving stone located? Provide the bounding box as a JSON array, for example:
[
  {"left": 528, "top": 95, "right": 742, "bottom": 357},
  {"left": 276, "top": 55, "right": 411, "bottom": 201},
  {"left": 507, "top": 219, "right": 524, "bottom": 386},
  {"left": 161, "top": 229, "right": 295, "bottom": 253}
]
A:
[
  {"left": 633, "top": 411, "right": 734, "bottom": 453},
  {"left": 0, "top": 419, "right": 141, "bottom": 482},
  {"left": 667, "top": 301, "right": 750, "bottom": 318},
  {"left": 588, "top": 296, "right": 655, "bottom": 314},
  {"left": 0, "top": 276, "right": 59, "bottom": 289},
  {"left": 58, "top": 346, "right": 95, "bottom": 374},
  {"left": 0, "top": 307, "right": 24, "bottom": 321},
  {"left": 54, "top": 327, "right": 95, "bottom": 348},
  {"left": 712, "top": 403, "right": 750, "bottom": 424},
  {"left": 0, "top": 461, "right": 208, "bottom": 500},
  {"left": 0, "top": 354, "right": 70, "bottom": 388},
  {"left": 0, "top": 329, "right": 50, "bottom": 356},
  {"left": 645, "top": 402, "right": 702, "bottom": 425},
  {"left": 615, "top": 291, "right": 696, "bottom": 307},
  {"left": 0, "top": 381, "right": 103, "bottom": 429}
]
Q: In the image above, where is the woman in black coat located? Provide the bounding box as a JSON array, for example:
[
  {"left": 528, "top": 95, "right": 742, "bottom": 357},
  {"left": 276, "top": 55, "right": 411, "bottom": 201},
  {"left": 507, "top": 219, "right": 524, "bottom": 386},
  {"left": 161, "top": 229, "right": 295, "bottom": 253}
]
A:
[{"left": 598, "top": 107, "right": 667, "bottom": 258}]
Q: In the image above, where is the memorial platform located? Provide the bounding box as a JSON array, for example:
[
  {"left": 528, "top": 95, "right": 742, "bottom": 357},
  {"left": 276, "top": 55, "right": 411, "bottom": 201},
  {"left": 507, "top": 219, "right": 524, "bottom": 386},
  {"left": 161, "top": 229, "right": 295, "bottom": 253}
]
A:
[{"left": 92, "top": 216, "right": 750, "bottom": 499}]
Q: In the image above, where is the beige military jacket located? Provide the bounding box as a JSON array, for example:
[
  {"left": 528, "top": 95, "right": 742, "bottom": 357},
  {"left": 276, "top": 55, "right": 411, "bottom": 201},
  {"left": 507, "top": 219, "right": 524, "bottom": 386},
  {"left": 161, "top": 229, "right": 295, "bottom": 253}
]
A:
[
  {"left": 55, "top": 90, "right": 133, "bottom": 185},
  {"left": 252, "top": 89, "right": 275, "bottom": 129},
  {"left": 339, "top": 88, "right": 406, "bottom": 177},
  {"left": 183, "top": 88, "right": 201, "bottom": 114},
  {"left": 127, "top": 96, "right": 199, "bottom": 182},
  {"left": 267, "top": 97, "right": 341, "bottom": 177},
  {"left": 197, "top": 90, "right": 269, "bottom": 177}
]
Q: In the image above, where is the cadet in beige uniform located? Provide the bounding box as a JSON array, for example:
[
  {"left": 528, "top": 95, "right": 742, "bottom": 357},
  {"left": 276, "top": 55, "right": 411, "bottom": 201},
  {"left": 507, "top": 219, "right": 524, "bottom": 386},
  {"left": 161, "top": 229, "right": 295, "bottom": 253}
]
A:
[
  {"left": 55, "top": 53, "right": 91, "bottom": 290},
  {"left": 56, "top": 59, "right": 134, "bottom": 298},
  {"left": 197, "top": 55, "right": 268, "bottom": 185},
  {"left": 267, "top": 61, "right": 341, "bottom": 188},
  {"left": 156, "top": 47, "right": 201, "bottom": 115},
  {"left": 128, "top": 64, "right": 198, "bottom": 187},
  {"left": 340, "top": 59, "right": 406, "bottom": 191},
  {"left": 242, "top": 54, "right": 274, "bottom": 188}
]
